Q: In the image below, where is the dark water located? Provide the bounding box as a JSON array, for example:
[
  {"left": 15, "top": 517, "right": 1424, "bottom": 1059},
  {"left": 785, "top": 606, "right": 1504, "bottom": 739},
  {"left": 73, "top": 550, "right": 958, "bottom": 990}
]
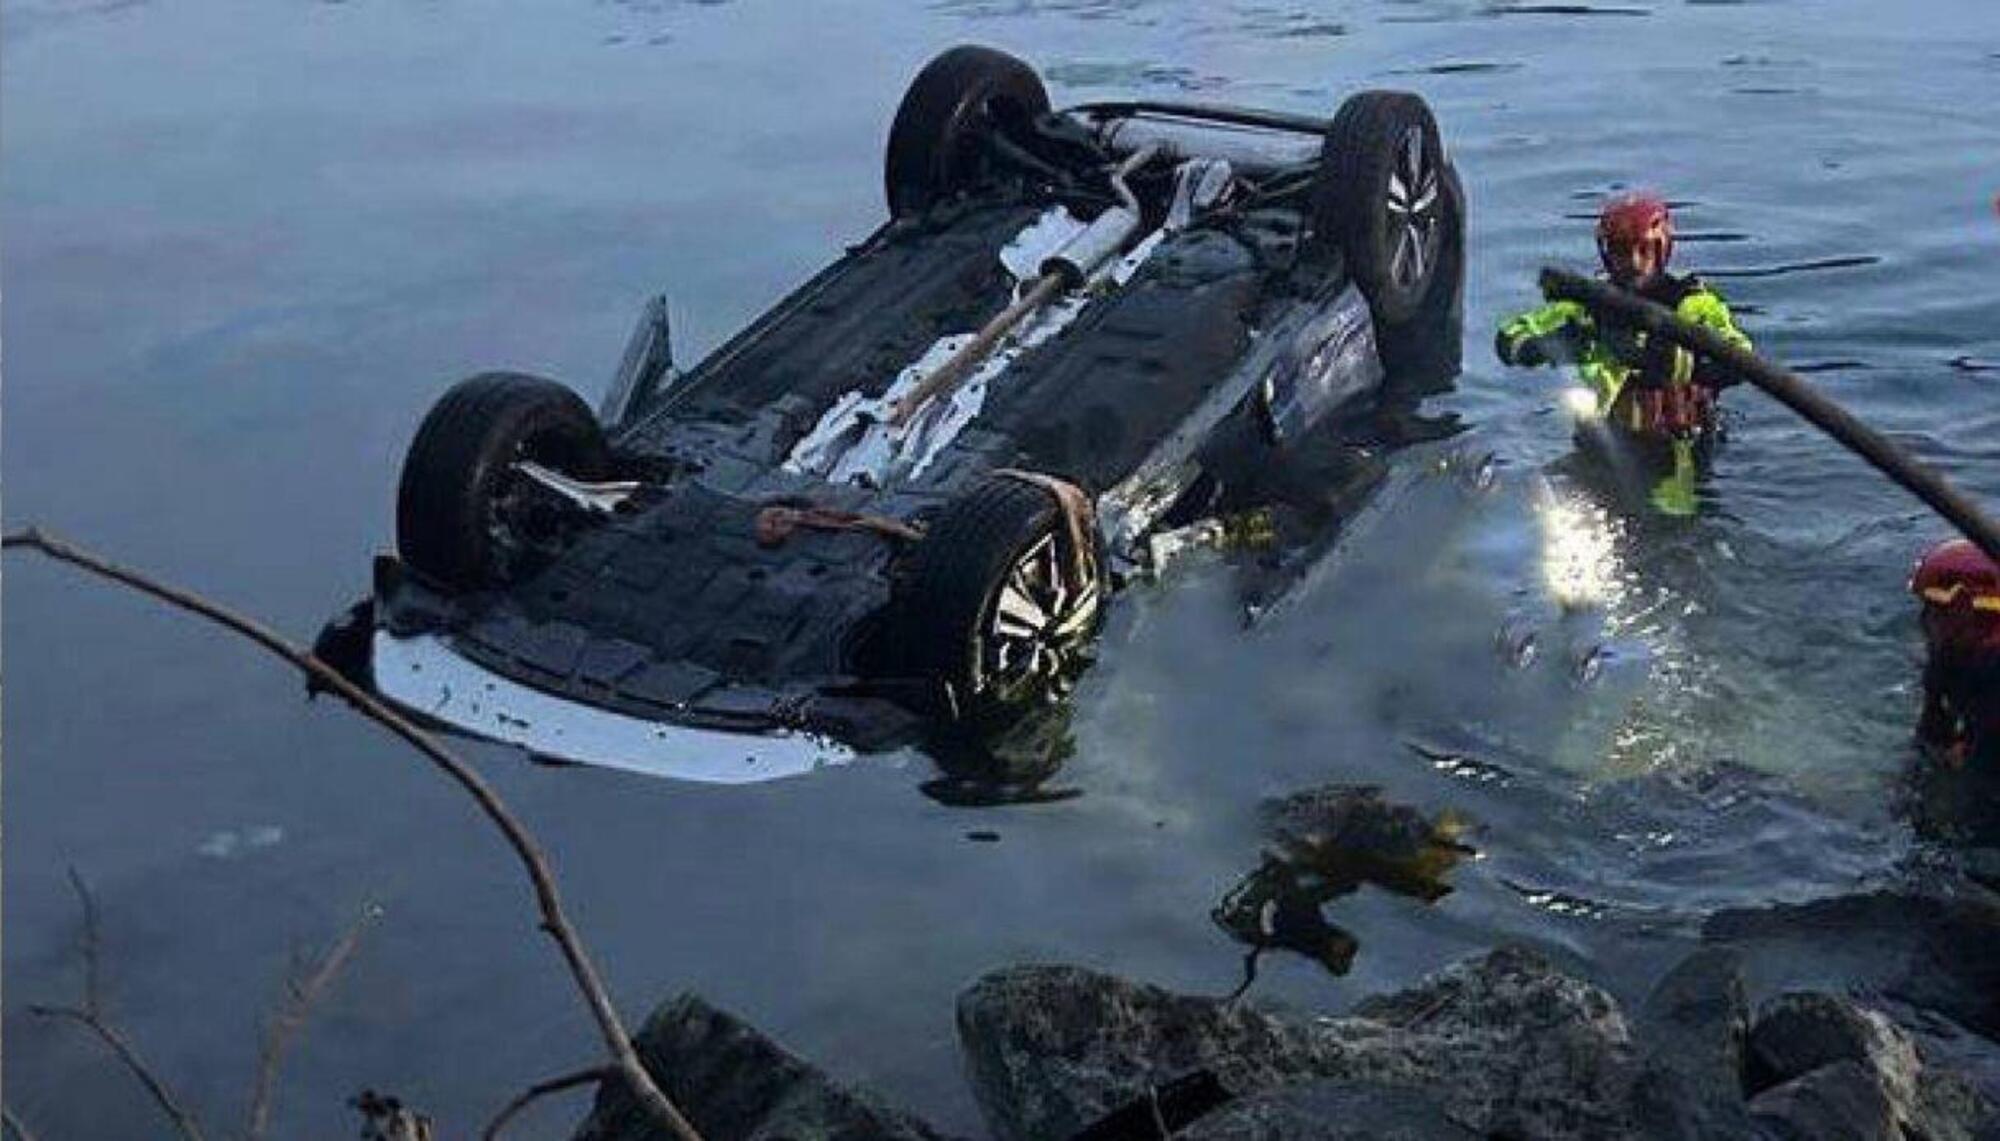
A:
[{"left": 5, "top": 0, "right": 1998, "bottom": 1135}]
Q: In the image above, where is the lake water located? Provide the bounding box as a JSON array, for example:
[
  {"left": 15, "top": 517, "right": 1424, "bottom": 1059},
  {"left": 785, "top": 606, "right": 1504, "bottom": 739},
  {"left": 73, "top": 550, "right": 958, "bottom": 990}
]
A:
[{"left": 5, "top": 0, "right": 1999, "bottom": 1135}]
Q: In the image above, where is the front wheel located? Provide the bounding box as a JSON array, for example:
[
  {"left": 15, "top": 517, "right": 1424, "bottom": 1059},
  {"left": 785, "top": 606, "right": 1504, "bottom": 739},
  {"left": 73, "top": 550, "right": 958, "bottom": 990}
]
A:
[
  {"left": 892, "top": 472, "right": 1105, "bottom": 731},
  {"left": 395, "top": 372, "right": 609, "bottom": 592}
]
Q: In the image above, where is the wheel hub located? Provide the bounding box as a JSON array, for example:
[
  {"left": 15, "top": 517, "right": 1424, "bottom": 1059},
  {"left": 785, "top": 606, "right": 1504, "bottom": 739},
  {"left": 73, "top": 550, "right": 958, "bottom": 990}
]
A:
[
  {"left": 1384, "top": 125, "right": 1440, "bottom": 292},
  {"left": 484, "top": 439, "right": 595, "bottom": 581},
  {"left": 983, "top": 532, "right": 1101, "bottom": 699}
]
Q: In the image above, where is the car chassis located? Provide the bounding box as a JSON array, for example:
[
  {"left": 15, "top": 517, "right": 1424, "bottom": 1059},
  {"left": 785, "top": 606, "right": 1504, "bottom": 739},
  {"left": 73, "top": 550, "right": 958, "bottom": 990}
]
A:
[{"left": 339, "top": 45, "right": 1466, "bottom": 784}]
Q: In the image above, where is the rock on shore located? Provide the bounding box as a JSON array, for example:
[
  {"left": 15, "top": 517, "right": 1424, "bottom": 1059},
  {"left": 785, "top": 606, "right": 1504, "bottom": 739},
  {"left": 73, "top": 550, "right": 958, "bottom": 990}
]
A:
[
  {"left": 578, "top": 943, "right": 1996, "bottom": 1141},
  {"left": 956, "top": 946, "right": 1635, "bottom": 1141},
  {"left": 571, "top": 994, "right": 952, "bottom": 1141}
]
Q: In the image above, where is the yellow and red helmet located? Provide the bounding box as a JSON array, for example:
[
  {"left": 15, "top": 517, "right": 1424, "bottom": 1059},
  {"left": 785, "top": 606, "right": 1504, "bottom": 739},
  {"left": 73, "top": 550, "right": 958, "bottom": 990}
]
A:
[
  {"left": 1597, "top": 192, "right": 1674, "bottom": 278},
  {"left": 1912, "top": 538, "right": 2000, "bottom": 657}
]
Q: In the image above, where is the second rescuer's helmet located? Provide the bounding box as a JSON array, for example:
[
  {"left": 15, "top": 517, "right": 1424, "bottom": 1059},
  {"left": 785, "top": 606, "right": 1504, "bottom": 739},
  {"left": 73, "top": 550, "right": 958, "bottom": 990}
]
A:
[
  {"left": 1597, "top": 192, "right": 1674, "bottom": 278},
  {"left": 1912, "top": 538, "right": 2000, "bottom": 658}
]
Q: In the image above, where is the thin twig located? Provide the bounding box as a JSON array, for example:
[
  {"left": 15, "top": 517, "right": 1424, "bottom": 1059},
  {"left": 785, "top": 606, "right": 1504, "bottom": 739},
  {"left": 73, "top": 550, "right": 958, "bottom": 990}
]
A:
[
  {"left": 24, "top": 870, "right": 208, "bottom": 1141},
  {"left": 246, "top": 904, "right": 379, "bottom": 1141},
  {"left": 24, "top": 1011, "right": 207, "bottom": 1141},
  {"left": 481, "top": 1065, "right": 614, "bottom": 1141},
  {"left": 68, "top": 866, "right": 102, "bottom": 1016},
  {"left": 3, "top": 1106, "right": 42, "bottom": 1141},
  {"left": 27, "top": 1008, "right": 210, "bottom": 1136},
  {"left": 3, "top": 526, "right": 704, "bottom": 1141}
]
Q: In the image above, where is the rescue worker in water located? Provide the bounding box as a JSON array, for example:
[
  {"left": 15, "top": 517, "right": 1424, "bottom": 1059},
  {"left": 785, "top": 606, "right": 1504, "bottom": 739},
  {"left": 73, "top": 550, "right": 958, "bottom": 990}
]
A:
[
  {"left": 1495, "top": 193, "right": 1753, "bottom": 515},
  {"left": 1913, "top": 538, "right": 2000, "bottom": 771}
]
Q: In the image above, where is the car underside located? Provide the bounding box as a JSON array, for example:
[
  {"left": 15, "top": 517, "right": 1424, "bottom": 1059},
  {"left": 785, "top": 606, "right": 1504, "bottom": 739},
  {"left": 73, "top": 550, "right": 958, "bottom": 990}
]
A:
[{"left": 332, "top": 45, "right": 1467, "bottom": 783}]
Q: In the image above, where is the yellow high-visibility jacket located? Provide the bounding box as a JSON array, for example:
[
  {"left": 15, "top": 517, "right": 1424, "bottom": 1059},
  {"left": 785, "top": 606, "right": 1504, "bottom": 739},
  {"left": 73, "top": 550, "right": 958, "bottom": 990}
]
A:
[{"left": 1495, "top": 273, "right": 1751, "bottom": 514}]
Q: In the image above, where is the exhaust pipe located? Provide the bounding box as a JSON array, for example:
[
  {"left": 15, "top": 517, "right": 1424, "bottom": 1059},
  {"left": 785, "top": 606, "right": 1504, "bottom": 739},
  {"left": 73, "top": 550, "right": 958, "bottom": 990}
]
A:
[
  {"left": 1037, "top": 141, "right": 1158, "bottom": 285},
  {"left": 1040, "top": 205, "right": 1140, "bottom": 285}
]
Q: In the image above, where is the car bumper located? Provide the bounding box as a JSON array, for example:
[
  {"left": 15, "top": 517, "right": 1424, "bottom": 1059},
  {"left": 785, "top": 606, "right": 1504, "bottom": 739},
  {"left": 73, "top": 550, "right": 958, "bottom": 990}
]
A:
[{"left": 371, "top": 630, "right": 855, "bottom": 784}]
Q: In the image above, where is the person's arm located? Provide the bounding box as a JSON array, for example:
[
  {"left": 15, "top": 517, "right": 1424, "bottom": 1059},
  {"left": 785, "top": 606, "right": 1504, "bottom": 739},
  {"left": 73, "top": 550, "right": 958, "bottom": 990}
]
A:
[
  {"left": 1917, "top": 658, "right": 1969, "bottom": 765},
  {"left": 1676, "top": 284, "right": 1752, "bottom": 389},
  {"left": 1495, "top": 300, "right": 1593, "bottom": 368}
]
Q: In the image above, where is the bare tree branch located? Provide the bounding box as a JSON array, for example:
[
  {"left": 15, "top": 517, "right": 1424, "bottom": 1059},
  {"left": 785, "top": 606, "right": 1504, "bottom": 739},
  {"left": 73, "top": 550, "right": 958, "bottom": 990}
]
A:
[
  {"left": 3, "top": 1106, "right": 43, "bottom": 1141},
  {"left": 23, "top": 1008, "right": 208, "bottom": 1141},
  {"left": 482, "top": 1065, "right": 614, "bottom": 1141},
  {"left": 246, "top": 904, "right": 379, "bottom": 1141},
  {"left": 3, "top": 526, "right": 705, "bottom": 1141},
  {"left": 27, "top": 871, "right": 207, "bottom": 1141}
]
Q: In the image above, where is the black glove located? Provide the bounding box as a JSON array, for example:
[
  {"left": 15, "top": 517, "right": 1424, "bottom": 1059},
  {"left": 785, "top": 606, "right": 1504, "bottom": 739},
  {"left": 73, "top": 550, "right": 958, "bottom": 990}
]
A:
[
  {"left": 1496, "top": 329, "right": 1549, "bottom": 368},
  {"left": 1696, "top": 360, "right": 1743, "bottom": 391}
]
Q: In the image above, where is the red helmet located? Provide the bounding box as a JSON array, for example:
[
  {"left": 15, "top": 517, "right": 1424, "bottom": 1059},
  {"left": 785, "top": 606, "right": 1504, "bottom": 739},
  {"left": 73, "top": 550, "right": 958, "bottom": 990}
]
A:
[
  {"left": 1597, "top": 192, "right": 1674, "bottom": 278},
  {"left": 1912, "top": 538, "right": 2000, "bottom": 658}
]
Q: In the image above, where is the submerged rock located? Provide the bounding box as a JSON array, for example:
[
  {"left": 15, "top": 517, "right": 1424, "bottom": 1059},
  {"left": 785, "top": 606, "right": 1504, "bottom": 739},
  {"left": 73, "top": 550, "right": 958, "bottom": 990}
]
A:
[
  {"left": 957, "top": 945, "right": 1635, "bottom": 1141},
  {"left": 1211, "top": 786, "right": 1474, "bottom": 988},
  {"left": 1256, "top": 785, "right": 1474, "bottom": 896},
  {"left": 571, "top": 994, "right": 950, "bottom": 1141}
]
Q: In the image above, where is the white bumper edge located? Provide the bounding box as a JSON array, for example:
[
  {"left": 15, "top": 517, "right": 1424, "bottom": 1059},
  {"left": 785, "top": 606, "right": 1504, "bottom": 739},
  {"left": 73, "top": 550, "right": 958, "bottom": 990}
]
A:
[{"left": 371, "top": 630, "right": 856, "bottom": 785}]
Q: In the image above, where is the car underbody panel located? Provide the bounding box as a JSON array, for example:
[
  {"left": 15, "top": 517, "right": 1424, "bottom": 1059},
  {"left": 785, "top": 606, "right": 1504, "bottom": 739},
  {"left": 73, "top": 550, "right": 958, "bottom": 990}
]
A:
[{"left": 358, "top": 58, "right": 1465, "bottom": 779}]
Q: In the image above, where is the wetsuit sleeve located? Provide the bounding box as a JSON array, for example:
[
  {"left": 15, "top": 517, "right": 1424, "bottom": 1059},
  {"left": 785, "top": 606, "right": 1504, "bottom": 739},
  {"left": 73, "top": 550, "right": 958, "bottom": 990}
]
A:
[
  {"left": 1917, "top": 657, "right": 1969, "bottom": 759},
  {"left": 1496, "top": 300, "right": 1593, "bottom": 368},
  {"left": 1676, "top": 286, "right": 1752, "bottom": 389}
]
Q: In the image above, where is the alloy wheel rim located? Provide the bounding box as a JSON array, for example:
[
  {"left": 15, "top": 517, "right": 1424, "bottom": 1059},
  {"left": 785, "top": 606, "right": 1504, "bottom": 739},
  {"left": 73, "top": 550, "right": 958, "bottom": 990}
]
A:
[
  {"left": 1384, "top": 125, "right": 1441, "bottom": 293},
  {"left": 981, "top": 531, "right": 1101, "bottom": 700}
]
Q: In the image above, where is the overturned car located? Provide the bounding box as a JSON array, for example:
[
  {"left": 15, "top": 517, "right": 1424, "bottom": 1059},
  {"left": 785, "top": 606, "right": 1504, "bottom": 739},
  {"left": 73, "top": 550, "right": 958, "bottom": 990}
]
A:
[{"left": 339, "top": 45, "right": 1465, "bottom": 782}]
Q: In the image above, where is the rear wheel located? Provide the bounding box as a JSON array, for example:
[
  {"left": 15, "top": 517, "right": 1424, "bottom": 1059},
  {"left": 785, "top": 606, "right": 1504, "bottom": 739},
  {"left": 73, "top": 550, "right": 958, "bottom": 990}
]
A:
[
  {"left": 1375, "top": 161, "right": 1465, "bottom": 386},
  {"left": 893, "top": 473, "right": 1105, "bottom": 731},
  {"left": 884, "top": 45, "right": 1051, "bottom": 217},
  {"left": 396, "top": 372, "right": 609, "bottom": 592},
  {"left": 1311, "top": 91, "right": 1446, "bottom": 325}
]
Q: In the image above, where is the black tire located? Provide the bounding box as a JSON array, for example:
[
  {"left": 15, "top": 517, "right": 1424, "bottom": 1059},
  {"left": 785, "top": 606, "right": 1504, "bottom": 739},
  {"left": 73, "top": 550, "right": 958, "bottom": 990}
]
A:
[
  {"left": 894, "top": 473, "right": 1105, "bottom": 731},
  {"left": 1311, "top": 91, "right": 1447, "bottom": 326},
  {"left": 396, "top": 372, "right": 608, "bottom": 592},
  {"left": 884, "top": 45, "right": 1051, "bottom": 217}
]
